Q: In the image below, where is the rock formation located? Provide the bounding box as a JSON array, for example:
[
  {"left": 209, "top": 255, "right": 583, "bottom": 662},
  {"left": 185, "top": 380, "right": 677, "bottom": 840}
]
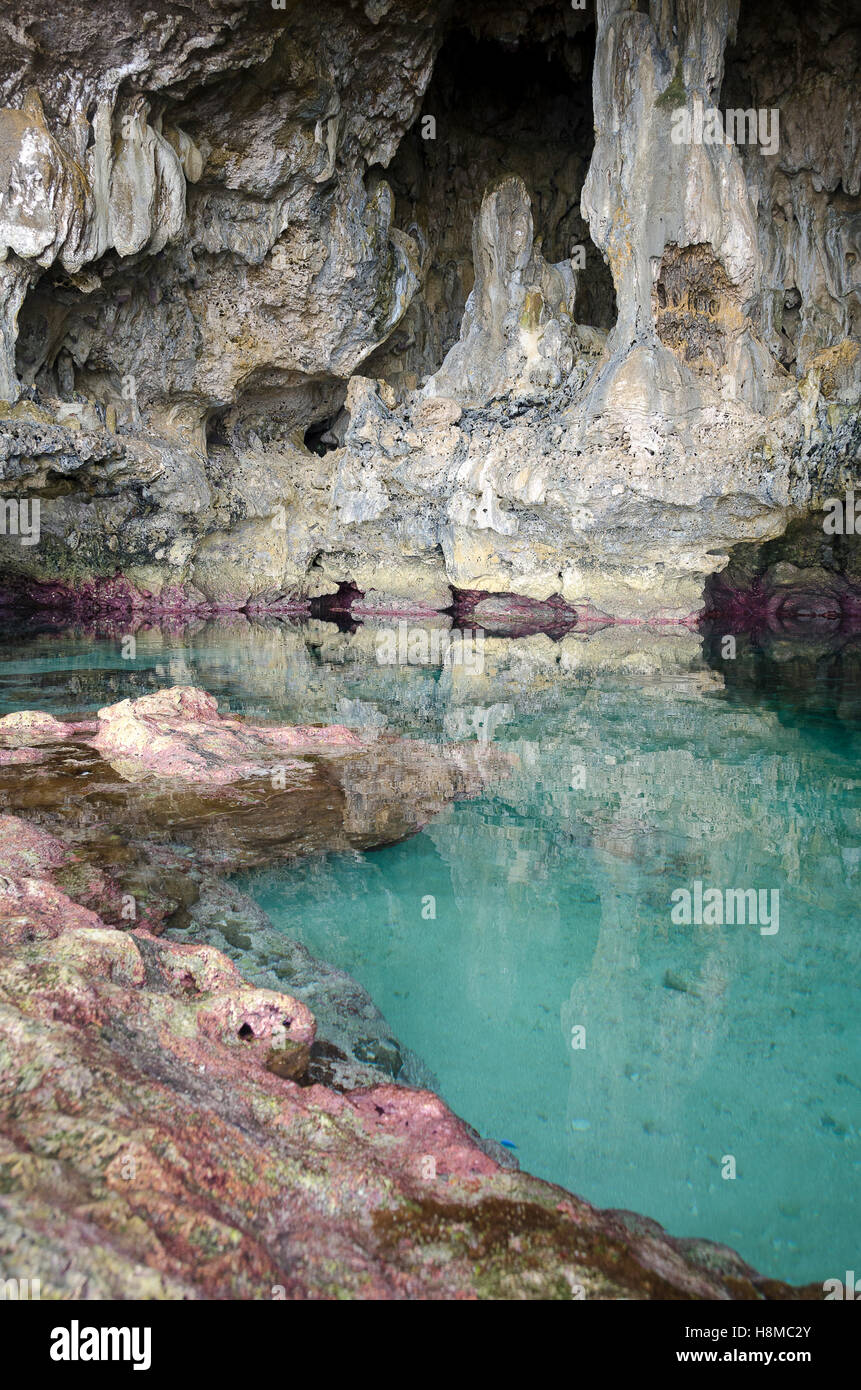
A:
[
  {"left": 0, "top": 776, "right": 821, "bottom": 1299},
  {"left": 0, "top": 0, "right": 855, "bottom": 622}
]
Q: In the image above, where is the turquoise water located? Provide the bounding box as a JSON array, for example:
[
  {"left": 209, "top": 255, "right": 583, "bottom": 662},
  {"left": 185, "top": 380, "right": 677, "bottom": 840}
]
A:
[{"left": 1, "top": 619, "right": 858, "bottom": 1283}]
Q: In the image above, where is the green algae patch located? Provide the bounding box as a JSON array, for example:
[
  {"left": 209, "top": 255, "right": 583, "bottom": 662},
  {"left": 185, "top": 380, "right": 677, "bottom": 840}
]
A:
[
  {"left": 371, "top": 1195, "right": 694, "bottom": 1301},
  {"left": 656, "top": 61, "right": 686, "bottom": 110}
]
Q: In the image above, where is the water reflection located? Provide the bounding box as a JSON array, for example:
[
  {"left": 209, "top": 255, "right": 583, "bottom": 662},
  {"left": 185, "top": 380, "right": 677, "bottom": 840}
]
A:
[{"left": 0, "top": 614, "right": 858, "bottom": 1282}]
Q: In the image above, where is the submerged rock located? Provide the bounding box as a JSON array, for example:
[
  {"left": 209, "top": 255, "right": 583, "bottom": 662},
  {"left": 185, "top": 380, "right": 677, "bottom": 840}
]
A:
[
  {"left": 0, "top": 821, "right": 820, "bottom": 1299},
  {"left": 0, "top": 685, "right": 510, "bottom": 895}
]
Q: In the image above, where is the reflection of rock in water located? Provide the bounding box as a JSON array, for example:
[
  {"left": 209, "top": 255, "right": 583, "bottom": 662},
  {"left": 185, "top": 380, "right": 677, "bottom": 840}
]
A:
[
  {"left": 703, "top": 518, "right": 861, "bottom": 729},
  {"left": 0, "top": 685, "right": 510, "bottom": 1092}
]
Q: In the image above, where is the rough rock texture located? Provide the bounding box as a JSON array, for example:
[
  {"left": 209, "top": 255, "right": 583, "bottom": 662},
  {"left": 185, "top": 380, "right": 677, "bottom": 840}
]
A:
[
  {"left": 89, "top": 683, "right": 362, "bottom": 782},
  {"left": 0, "top": 809, "right": 819, "bottom": 1299},
  {"left": 0, "top": 0, "right": 857, "bottom": 620},
  {"left": 0, "top": 683, "right": 508, "bottom": 875},
  {"left": 705, "top": 511, "right": 861, "bottom": 631},
  {"left": 0, "top": 682, "right": 509, "bottom": 1085}
]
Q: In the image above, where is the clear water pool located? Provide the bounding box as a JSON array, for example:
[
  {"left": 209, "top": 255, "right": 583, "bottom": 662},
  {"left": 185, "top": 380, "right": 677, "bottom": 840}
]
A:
[{"left": 1, "top": 618, "right": 858, "bottom": 1283}]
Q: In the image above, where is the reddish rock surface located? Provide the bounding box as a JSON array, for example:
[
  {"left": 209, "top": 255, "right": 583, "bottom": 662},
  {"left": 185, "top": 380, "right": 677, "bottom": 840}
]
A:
[
  {"left": 704, "top": 568, "right": 861, "bottom": 636},
  {"left": 0, "top": 814, "right": 820, "bottom": 1300},
  {"left": 0, "top": 745, "right": 51, "bottom": 764},
  {"left": 90, "top": 685, "right": 363, "bottom": 783},
  {"left": 0, "top": 709, "right": 92, "bottom": 743},
  {"left": 0, "top": 573, "right": 314, "bottom": 619},
  {"left": 0, "top": 692, "right": 821, "bottom": 1299},
  {"left": 453, "top": 588, "right": 582, "bottom": 637}
]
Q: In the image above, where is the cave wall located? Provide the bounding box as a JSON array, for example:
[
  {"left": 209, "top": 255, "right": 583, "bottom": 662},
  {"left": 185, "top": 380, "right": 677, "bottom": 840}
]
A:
[
  {"left": 363, "top": 21, "right": 615, "bottom": 395},
  {"left": 725, "top": 0, "right": 861, "bottom": 373},
  {"left": 0, "top": 0, "right": 858, "bottom": 620}
]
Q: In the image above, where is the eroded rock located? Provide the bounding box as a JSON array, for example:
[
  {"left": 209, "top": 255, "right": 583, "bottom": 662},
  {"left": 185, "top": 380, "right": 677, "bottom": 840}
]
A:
[
  {"left": 0, "top": 808, "right": 820, "bottom": 1299},
  {"left": 0, "top": 0, "right": 857, "bottom": 616}
]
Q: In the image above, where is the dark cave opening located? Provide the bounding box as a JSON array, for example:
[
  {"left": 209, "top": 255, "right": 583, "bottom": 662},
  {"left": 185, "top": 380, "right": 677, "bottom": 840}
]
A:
[
  {"left": 303, "top": 414, "right": 341, "bottom": 456},
  {"left": 365, "top": 21, "right": 615, "bottom": 391},
  {"left": 206, "top": 406, "right": 232, "bottom": 450}
]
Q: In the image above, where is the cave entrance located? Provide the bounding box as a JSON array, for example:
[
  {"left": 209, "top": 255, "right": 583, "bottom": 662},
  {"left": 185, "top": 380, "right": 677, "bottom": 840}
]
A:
[
  {"left": 304, "top": 413, "right": 342, "bottom": 456},
  {"left": 365, "top": 16, "right": 615, "bottom": 391}
]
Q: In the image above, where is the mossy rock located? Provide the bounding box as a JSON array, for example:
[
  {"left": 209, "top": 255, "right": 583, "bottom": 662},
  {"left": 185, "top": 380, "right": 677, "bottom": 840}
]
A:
[{"left": 656, "top": 61, "right": 686, "bottom": 110}]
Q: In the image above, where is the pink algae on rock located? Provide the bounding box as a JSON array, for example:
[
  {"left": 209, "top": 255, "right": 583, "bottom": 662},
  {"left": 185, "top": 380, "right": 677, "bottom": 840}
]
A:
[
  {"left": 0, "top": 709, "right": 92, "bottom": 743},
  {"left": 90, "top": 685, "right": 363, "bottom": 782},
  {"left": 0, "top": 807, "right": 820, "bottom": 1300},
  {"left": 0, "top": 813, "right": 73, "bottom": 877},
  {"left": 0, "top": 746, "right": 51, "bottom": 764},
  {"left": 0, "top": 875, "right": 107, "bottom": 944}
]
